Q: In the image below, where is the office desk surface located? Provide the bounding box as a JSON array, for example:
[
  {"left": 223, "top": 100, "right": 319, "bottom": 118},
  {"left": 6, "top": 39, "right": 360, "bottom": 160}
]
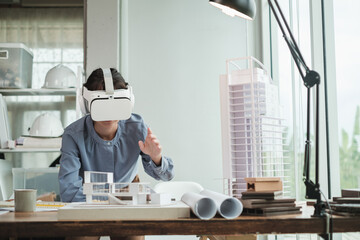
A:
[{"left": 0, "top": 206, "right": 359, "bottom": 238}]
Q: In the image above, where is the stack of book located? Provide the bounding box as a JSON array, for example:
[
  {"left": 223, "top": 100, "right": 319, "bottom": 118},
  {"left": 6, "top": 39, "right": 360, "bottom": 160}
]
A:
[
  {"left": 240, "top": 191, "right": 301, "bottom": 216},
  {"left": 330, "top": 189, "right": 360, "bottom": 216},
  {"left": 15, "top": 136, "right": 62, "bottom": 148},
  {"left": 239, "top": 177, "right": 301, "bottom": 216}
]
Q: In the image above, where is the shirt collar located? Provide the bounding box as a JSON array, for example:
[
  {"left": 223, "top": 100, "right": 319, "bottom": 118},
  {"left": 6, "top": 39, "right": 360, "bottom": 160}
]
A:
[{"left": 86, "top": 115, "right": 122, "bottom": 145}]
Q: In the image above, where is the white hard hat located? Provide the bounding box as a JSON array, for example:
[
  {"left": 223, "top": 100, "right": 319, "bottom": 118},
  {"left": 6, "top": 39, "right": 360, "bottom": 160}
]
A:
[
  {"left": 43, "top": 64, "right": 76, "bottom": 89},
  {"left": 28, "top": 113, "right": 64, "bottom": 137}
]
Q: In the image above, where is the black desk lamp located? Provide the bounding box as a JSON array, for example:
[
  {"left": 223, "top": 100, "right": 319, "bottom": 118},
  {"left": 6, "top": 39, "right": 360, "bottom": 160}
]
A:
[{"left": 209, "top": 0, "right": 327, "bottom": 220}]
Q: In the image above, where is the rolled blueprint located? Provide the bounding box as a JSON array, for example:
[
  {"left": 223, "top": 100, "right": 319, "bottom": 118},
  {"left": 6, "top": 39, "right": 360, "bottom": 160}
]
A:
[
  {"left": 181, "top": 192, "right": 217, "bottom": 220},
  {"left": 200, "top": 189, "right": 243, "bottom": 219}
]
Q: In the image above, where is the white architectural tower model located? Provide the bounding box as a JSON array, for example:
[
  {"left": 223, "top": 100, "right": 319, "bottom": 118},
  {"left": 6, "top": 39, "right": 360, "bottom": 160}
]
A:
[{"left": 219, "top": 57, "right": 288, "bottom": 198}]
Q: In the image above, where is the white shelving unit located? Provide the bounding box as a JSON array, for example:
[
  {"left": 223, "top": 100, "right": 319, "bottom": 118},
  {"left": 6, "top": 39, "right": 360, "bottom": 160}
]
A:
[
  {"left": 0, "top": 148, "right": 60, "bottom": 153},
  {"left": 0, "top": 88, "right": 78, "bottom": 201},
  {"left": 0, "top": 88, "right": 76, "bottom": 96},
  {"left": 0, "top": 88, "right": 78, "bottom": 153}
]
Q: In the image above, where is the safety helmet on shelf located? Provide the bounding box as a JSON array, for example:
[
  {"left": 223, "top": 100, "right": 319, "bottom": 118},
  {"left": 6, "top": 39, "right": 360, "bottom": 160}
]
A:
[
  {"left": 28, "top": 113, "right": 64, "bottom": 137},
  {"left": 42, "top": 64, "right": 76, "bottom": 89}
]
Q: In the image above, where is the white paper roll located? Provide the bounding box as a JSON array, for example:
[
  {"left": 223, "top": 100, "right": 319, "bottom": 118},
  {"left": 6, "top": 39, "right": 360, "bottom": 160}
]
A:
[
  {"left": 200, "top": 189, "right": 243, "bottom": 219},
  {"left": 181, "top": 192, "right": 217, "bottom": 220}
]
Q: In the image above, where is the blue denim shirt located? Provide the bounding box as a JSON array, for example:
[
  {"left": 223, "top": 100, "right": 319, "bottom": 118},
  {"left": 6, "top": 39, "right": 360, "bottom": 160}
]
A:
[{"left": 58, "top": 114, "right": 174, "bottom": 202}]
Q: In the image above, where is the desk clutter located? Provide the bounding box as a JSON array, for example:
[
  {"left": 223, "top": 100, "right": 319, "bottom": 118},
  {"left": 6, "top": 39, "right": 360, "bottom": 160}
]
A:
[
  {"left": 58, "top": 171, "right": 244, "bottom": 221},
  {"left": 240, "top": 177, "right": 302, "bottom": 216},
  {"left": 3, "top": 173, "right": 307, "bottom": 219},
  {"left": 330, "top": 188, "right": 360, "bottom": 216}
]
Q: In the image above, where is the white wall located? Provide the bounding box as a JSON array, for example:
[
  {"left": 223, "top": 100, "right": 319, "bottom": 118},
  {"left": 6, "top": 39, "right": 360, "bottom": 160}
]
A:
[{"left": 121, "top": 0, "right": 248, "bottom": 192}]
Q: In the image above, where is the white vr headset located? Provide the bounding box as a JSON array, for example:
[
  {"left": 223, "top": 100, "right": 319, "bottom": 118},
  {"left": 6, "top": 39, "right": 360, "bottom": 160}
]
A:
[{"left": 82, "top": 68, "right": 134, "bottom": 121}]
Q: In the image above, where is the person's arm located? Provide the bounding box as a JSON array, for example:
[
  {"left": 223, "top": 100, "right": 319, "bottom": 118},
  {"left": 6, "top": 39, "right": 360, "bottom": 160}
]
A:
[
  {"left": 58, "top": 133, "right": 86, "bottom": 202},
  {"left": 139, "top": 128, "right": 174, "bottom": 181},
  {"left": 141, "top": 152, "right": 174, "bottom": 181}
]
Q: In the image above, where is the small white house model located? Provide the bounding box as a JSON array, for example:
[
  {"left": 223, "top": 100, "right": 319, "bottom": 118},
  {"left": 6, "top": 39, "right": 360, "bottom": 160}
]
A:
[{"left": 83, "top": 171, "right": 171, "bottom": 205}]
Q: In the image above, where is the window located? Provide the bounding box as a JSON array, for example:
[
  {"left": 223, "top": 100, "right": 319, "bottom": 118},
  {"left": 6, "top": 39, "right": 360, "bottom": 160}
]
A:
[
  {"left": 262, "top": 0, "right": 360, "bottom": 238},
  {"left": 333, "top": 0, "right": 360, "bottom": 189}
]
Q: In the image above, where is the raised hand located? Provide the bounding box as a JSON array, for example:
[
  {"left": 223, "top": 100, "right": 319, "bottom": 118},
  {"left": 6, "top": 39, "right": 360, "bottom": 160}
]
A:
[{"left": 138, "top": 128, "right": 162, "bottom": 165}]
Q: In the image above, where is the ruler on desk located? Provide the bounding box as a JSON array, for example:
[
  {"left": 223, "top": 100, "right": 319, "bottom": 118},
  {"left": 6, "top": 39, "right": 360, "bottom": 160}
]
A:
[
  {"left": 0, "top": 201, "right": 69, "bottom": 212},
  {"left": 36, "top": 201, "right": 69, "bottom": 209}
]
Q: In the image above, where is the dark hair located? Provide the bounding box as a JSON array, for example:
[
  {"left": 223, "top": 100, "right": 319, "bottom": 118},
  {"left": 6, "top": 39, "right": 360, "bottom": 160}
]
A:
[{"left": 84, "top": 68, "right": 128, "bottom": 90}]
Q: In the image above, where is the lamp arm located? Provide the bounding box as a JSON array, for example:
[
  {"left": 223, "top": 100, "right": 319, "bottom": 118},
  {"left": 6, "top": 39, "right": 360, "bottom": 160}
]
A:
[
  {"left": 268, "top": 0, "right": 321, "bottom": 88},
  {"left": 268, "top": 0, "right": 326, "bottom": 221}
]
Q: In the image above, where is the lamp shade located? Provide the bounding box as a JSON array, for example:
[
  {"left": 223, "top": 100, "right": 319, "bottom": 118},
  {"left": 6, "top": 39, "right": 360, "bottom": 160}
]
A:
[{"left": 209, "top": 0, "right": 256, "bottom": 20}]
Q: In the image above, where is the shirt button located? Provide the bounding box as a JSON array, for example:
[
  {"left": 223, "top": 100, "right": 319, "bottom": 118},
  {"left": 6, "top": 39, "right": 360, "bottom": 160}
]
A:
[{"left": 107, "top": 142, "right": 111, "bottom": 145}]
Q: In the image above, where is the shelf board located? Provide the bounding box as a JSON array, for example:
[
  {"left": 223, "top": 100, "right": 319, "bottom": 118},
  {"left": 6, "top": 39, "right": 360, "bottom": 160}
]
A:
[
  {"left": 0, "top": 148, "right": 60, "bottom": 153},
  {"left": 0, "top": 88, "right": 76, "bottom": 96}
]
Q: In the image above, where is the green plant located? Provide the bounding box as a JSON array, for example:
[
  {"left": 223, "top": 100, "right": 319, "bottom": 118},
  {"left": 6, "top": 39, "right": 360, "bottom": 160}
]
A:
[{"left": 339, "top": 105, "right": 360, "bottom": 188}]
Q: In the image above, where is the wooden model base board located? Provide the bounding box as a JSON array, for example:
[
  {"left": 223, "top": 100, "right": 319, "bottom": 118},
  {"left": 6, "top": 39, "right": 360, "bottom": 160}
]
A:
[{"left": 58, "top": 201, "right": 190, "bottom": 220}]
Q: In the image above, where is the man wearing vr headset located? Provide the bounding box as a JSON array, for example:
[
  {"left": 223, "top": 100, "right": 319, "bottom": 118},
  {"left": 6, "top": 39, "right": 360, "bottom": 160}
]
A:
[{"left": 58, "top": 68, "right": 174, "bottom": 208}]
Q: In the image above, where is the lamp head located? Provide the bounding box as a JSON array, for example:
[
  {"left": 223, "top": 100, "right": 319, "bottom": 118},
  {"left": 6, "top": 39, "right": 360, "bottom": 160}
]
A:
[{"left": 209, "top": 0, "right": 256, "bottom": 20}]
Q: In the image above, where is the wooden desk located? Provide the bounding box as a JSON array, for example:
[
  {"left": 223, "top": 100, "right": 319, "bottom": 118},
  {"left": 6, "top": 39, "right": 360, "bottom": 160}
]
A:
[{"left": 0, "top": 207, "right": 359, "bottom": 238}]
